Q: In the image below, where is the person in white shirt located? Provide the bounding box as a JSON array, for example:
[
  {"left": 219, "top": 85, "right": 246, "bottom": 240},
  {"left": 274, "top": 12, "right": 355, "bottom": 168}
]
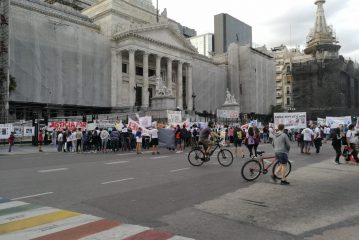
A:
[
  {"left": 301, "top": 125, "right": 314, "bottom": 154},
  {"left": 57, "top": 131, "right": 63, "bottom": 152},
  {"left": 100, "top": 129, "right": 110, "bottom": 153},
  {"left": 150, "top": 127, "right": 159, "bottom": 155},
  {"left": 324, "top": 126, "right": 331, "bottom": 143},
  {"left": 346, "top": 124, "right": 358, "bottom": 163}
]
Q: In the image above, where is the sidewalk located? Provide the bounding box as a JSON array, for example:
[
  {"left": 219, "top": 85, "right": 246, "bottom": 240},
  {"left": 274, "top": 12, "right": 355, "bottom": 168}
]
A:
[{"left": 0, "top": 144, "right": 58, "bottom": 156}]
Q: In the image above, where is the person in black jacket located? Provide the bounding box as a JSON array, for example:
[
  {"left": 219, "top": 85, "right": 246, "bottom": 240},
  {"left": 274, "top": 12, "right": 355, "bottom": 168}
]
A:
[{"left": 331, "top": 128, "right": 342, "bottom": 164}]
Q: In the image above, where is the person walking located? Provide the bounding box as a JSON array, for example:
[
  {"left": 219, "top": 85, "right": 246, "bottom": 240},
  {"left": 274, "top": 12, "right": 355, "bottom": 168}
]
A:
[
  {"left": 8, "top": 132, "right": 15, "bottom": 152},
  {"left": 272, "top": 124, "right": 291, "bottom": 185},
  {"left": 245, "top": 127, "right": 255, "bottom": 158},
  {"left": 313, "top": 125, "right": 322, "bottom": 154},
  {"left": 38, "top": 130, "right": 44, "bottom": 152},
  {"left": 331, "top": 127, "right": 342, "bottom": 164},
  {"left": 301, "top": 125, "right": 314, "bottom": 154}
]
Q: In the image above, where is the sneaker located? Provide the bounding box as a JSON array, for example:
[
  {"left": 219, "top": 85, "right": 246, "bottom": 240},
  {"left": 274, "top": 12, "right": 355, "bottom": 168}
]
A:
[
  {"left": 157, "top": 152, "right": 160, "bottom": 154},
  {"left": 333, "top": 160, "right": 340, "bottom": 165},
  {"left": 280, "top": 180, "right": 290, "bottom": 185},
  {"left": 271, "top": 175, "right": 277, "bottom": 182}
]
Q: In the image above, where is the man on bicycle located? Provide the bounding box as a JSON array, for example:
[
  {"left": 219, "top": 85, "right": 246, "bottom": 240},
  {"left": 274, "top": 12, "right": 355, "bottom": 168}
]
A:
[
  {"left": 272, "top": 124, "right": 291, "bottom": 185},
  {"left": 199, "top": 121, "right": 220, "bottom": 158}
]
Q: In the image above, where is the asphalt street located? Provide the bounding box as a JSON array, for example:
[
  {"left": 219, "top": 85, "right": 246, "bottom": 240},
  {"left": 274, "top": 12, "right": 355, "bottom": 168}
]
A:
[{"left": 0, "top": 142, "right": 358, "bottom": 240}]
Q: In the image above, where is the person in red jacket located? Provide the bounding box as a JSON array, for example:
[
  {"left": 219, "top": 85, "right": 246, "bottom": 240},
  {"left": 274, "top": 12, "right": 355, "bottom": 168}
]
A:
[
  {"left": 38, "top": 130, "right": 44, "bottom": 152},
  {"left": 8, "top": 132, "right": 15, "bottom": 152}
]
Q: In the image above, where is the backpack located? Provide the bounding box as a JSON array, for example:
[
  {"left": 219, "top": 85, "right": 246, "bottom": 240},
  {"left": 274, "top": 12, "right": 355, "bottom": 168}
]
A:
[
  {"left": 175, "top": 131, "right": 181, "bottom": 140},
  {"left": 193, "top": 128, "right": 198, "bottom": 137}
]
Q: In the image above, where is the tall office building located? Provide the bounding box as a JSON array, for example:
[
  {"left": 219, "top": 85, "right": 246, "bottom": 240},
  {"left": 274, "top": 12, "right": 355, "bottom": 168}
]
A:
[
  {"left": 189, "top": 33, "right": 214, "bottom": 57},
  {"left": 214, "top": 13, "right": 252, "bottom": 54}
]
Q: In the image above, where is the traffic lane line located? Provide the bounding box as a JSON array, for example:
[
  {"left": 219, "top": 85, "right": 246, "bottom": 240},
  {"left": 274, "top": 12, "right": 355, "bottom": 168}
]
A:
[
  {"left": 170, "top": 168, "right": 190, "bottom": 173},
  {"left": 11, "top": 192, "right": 54, "bottom": 201},
  {"left": 122, "top": 229, "right": 173, "bottom": 240},
  {"left": 151, "top": 156, "right": 169, "bottom": 159},
  {"left": 0, "top": 214, "right": 101, "bottom": 240},
  {"left": 38, "top": 168, "right": 68, "bottom": 173},
  {"left": 105, "top": 161, "right": 129, "bottom": 165},
  {"left": 101, "top": 178, "right": 135, "bottom": 185}
]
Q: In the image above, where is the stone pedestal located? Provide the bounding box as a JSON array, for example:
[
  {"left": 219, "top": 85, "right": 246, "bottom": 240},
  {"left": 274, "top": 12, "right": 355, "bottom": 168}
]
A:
[
  {"left": 146, "top": 95, "right": 176, "bottom": 119},
  {"left": 220, "top": 103, "right": 240, "bottom": 112}
]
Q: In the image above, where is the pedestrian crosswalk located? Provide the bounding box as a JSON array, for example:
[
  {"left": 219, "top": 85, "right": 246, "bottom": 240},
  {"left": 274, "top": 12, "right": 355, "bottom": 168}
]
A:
[{"left": 0, "top": 198, "right": 194, "bottom": 240}]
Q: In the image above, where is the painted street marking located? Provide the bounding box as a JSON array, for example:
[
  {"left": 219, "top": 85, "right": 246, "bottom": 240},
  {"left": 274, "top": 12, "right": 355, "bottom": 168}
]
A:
[
  {"left": 101, "top": 178, "right": 135, "bottom": 185},
  {"left": 170, "top": 168, "right": 190, "bottom": 173},
  {"left": 0, "top": 207, "right": 58, "bottom": 225},
  {"left": 169, "top": 236, "right": 196, "bottom": 240},
  {"left": 151, "top": 156, "right": 169, "bottom": 159},
  {"left": 80, "top": 224, "right": 149, "bottom": 240},
  {"left": 105, "top": 161, "right": 129, "bottom": 165},
  {"left": 11, "top": 192, "right": 54, "bottom": 201},
  {"left": 0, "top": 214, "right": 101, "bottom": 240},
  {"left": 38, "top": 168, "right": 68, "bottom": 173},
  {"left": 116, "top": 153, "right": 136, "bottom": 156},
  {"left": 0, "top": 201, "right": 28, "bottom": 210}
]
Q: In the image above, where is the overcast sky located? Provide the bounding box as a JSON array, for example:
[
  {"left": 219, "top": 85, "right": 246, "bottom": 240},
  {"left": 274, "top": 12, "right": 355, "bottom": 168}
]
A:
[{"left": 157, "top": 0, "right": 359, "bottom": 60}]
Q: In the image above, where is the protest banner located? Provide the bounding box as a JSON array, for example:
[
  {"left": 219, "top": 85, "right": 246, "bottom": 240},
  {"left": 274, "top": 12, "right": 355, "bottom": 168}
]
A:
[
  {"left": 13, "top": 126, "right": 23, "bottom": 137},
  {"left": 0, "top": 124, "right": 13, "bottom": 140},
  {"left": 139, "top": 116, "right": 152, "bottom": 128},
  {"left": 23, "top": 127, "right": 35, "bottom": 137},
  {"left": 326, "top": 116, "right": 352, "bottom": 128},
  {"left": 317, "top": 118, "right": 326, "bottom": 126},
  {"left": 274, "top": 112, "right": 307, "bottom": 129},
  {"left": 216, "top": 110, "right": 239, "bottom": 119},
  {"left": 167, "top": 110, "right": 182, "bottom": 126},
  {"left": 48, "top": 121, "right": 87, "bottom": 131},
  {"left": 356, "top": 118, "right": 359, "bottom": 129}
]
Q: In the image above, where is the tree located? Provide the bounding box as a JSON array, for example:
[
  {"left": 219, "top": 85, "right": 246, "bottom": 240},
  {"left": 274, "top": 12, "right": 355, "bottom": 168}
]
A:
[{"left": 9, "top": 75, "right": 16, "bottom": 94}]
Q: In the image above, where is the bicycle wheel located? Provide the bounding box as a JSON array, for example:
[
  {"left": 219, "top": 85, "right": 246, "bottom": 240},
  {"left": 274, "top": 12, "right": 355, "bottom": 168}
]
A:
[
  {"left": 188, "top": 149, "right": 205, "bottom": 166},
  {"left": 272, "top": 161, "right": 292, "bottom": 180},
  {"left": 217, "top": 149, "right": 233, "bottom": 167},
  {"left": 241, "top": 159, "right": 262, "bottom": 181}
]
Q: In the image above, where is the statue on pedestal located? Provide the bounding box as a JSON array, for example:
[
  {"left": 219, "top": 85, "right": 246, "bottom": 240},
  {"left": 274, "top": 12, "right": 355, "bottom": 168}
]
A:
[
  {"left": 224, "top": 89, "right": 238, "bottom": 105},
  {"left": 155, "top": 76, "right": 172, "bottom": 97}
]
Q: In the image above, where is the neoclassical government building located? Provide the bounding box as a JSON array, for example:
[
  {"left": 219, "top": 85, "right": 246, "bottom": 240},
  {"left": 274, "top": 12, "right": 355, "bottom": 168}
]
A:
[{"left": 9, "top": 0, "right": 275, "bottom": 120}]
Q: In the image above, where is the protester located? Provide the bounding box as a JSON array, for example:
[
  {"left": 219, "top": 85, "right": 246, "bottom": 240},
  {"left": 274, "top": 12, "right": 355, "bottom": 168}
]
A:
[
  {"left": 331, "top": 127, "right": 342, "bottom": 164},
  {"left": 150, "top": 126, "right": 159, "bottom": 155},
  {"left": 245, "top": 127, "right": 256, "bottom": 158},
  {"left": 233, "top": 127, "right": 245, "bottom": 158},
  {"left": 57, "top": 131, "right": 64, "bottom": 152},
  {"left": 313, "top": 125, "right": 322, "bottom": 154},
  {"left": 253, "top": 127, "right": 261, "bottom": 157},
  {"left": 272, "top": 123, "right": 291, "bottom": 185},
  {"left": 38, "top": 130, "right": 44, "bottom": 152},
  {"left": 175, "top": 125, "right": 183, "bottom": 153},
  {"left": 8, "top": 132, "right": 15, "bottom": 152},
  {"left": 302, "top": 125, "right": 314, "bottom": 154},
  {"left": 100, "top": 128, "right": 110, "bottom": 153},
  {"left": 110, "top": 128, "right": 120, "bottom": 152},
  {"left": 346, "top": 124, "right": 358, "bottom": 163},
  {"left": 76, "top": 128, "right": 83, "bottom": 153},
  {"left": 135, "top": 127, "right": 143, "bottom": 154}
]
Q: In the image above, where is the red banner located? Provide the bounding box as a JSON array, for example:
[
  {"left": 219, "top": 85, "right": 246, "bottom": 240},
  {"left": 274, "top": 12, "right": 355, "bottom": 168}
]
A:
[{"left": 49, "top": 121, "right": 87, "bottom": 131}]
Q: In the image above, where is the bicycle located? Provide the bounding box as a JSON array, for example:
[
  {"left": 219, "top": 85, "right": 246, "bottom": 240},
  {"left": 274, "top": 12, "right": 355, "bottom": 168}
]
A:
[
  {"left": 188, "top": 138, "right": 233, "bottom": 167},
  {"left": 241, "top": 151, "right": 292, "bottom": 181}
]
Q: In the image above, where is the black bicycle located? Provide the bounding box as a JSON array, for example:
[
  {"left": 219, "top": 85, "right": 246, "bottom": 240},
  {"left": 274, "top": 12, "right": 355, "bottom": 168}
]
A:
[{"left": 188, "top": 138, "right": 233, "bottom": 167}]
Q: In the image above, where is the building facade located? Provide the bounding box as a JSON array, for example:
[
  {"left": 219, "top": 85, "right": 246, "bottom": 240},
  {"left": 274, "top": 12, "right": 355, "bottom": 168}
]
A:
[
  {"left": 189, "top": 33, "right": 214, "bottom": 58},
  {"left": 214, "top": 13, "right": 252, "bottom": 54}
]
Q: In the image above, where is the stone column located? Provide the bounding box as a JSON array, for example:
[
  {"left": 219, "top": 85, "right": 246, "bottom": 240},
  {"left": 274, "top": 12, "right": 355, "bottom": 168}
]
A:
[
  {"left": 156, "top": 55, "right": 162, "bottom": 79},
  {"left": 177, "top": 61, "right": 183, "bottom": 109},
  {"left": 111, "top": 49, "right": 118, "bottom": 107},
  {"left": 142, "top": 52, "right": 149, "bottom": 108},
  {"left": 128, "top": 48, "right": 136, "bottom": 107},
  {"left": 167, "top": 58, "right": 173, "bottom": 90},
  {"left": 117, "top": 51, "right": 123, "bottom": 106},
  {"left": 186, "top": 64, "right": 193, "bottom": 111}
]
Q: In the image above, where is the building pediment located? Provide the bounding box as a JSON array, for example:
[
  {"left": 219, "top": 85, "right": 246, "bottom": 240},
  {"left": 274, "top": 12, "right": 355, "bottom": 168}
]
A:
[{"left": 112, "top": 23, "right": 198, "bottom": 54}]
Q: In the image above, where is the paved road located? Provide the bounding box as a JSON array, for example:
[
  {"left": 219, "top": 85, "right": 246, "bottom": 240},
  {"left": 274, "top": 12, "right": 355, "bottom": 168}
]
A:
[{"left": 0, "top": 142, "right": 358, "bottom": 239}]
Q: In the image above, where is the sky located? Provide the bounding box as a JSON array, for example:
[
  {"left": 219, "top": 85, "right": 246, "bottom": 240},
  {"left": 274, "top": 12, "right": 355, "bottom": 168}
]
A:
[{"left": 156, "top": 0, "right": 359, "bottom": 60}]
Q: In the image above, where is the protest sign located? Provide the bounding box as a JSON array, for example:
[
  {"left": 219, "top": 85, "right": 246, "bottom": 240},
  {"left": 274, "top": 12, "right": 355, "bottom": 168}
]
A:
[
  {"left": 167, "top": 111, "right": 182, "bottom": 126},
  {"left": 317, "top": 118, "right": 326, "bottom": 126},
  {"left": 0, "top": 124, "right": 12, "bottom": 140},
  {"left": 216, "top": 110, "right": 239, "bottom": 119},
  {"left": 13, "top": 126, "right": 23, "bottom": 137},
  {"left": 48, "top": 121, "right": 87, "bottom": 131},
  {"left": 23, "top": 127, "right": 35, "bottom": 137},
  {"left": 139, "top": 116, "right": 152, "bottom": 128},
  {"left": 274, "top": 112, "right": 307, "bottom": 129},
  {"left": 326, "top": 116, "right": 352, "bottom": 128}
]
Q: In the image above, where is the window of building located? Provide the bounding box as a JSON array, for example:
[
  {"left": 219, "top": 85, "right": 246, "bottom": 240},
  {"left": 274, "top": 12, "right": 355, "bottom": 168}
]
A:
[
  {"left": 287, "top": 98, "right": 290, "bottom": 105},
  {"left": 136, "top": 66, "right": 143, "bottom": 76},
  {"left": 240, "top": 84, "right": 243, "bottom": 95},
  {"left": 122, "top": 64, "right": 128, "bottom": 73},
  {"left": 149, "top": 69, "right": 155, "bottom": 77}
]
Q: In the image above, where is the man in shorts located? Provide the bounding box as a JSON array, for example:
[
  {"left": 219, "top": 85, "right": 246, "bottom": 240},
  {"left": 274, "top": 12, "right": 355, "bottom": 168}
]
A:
[
  {"left": 301, "top": 125, "right": 314, "bottom": 154},
  {"left": 199, "top": 121, "right": 220, "bottom": 158},
  {"left": 272, "top": 124, "right": 291, "bottom": 185}
]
